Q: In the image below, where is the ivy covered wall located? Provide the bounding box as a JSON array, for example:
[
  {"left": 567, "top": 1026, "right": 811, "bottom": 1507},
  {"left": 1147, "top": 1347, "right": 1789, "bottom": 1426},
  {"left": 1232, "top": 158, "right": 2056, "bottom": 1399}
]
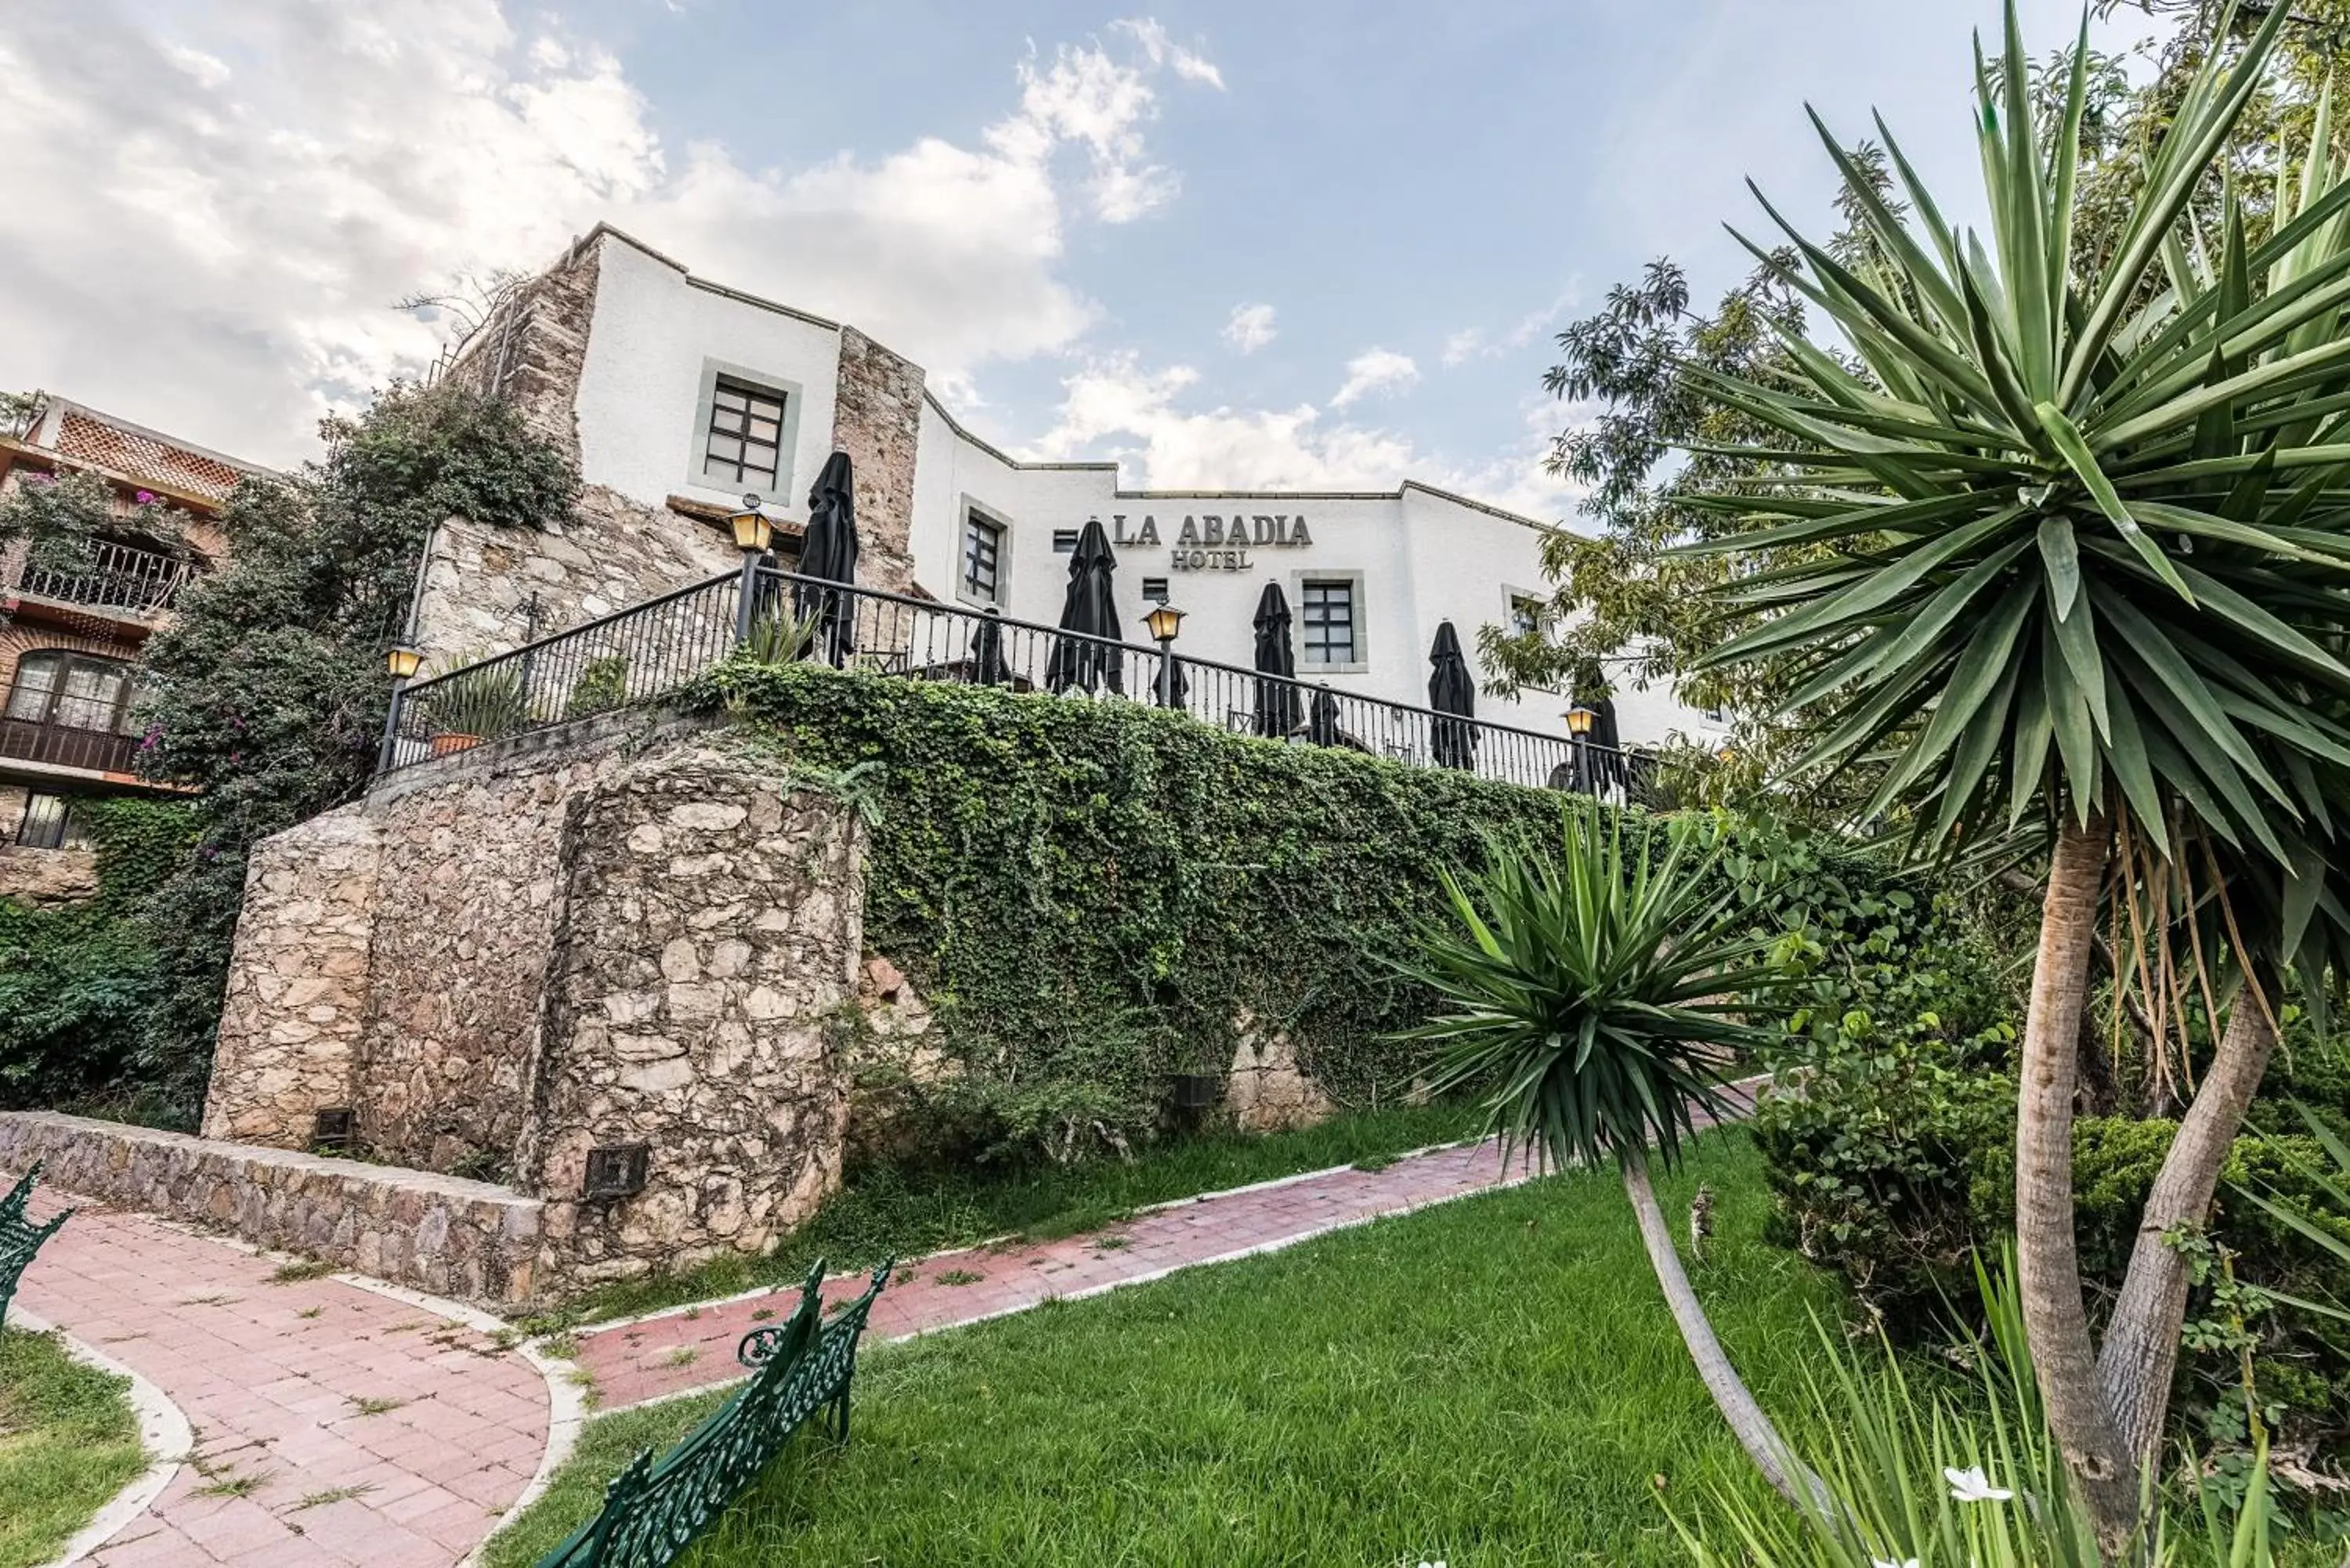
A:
[{"left": 695, "top": 660, "right": 1622, "bottom": 1153}]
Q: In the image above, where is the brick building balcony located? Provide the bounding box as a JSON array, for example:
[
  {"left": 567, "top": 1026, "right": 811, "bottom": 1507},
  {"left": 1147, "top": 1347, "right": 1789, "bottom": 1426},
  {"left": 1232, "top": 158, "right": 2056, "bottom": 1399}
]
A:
[
  {"left": 0, "top": 684, "right": 139, "bottom": 777},
  {"left": 7, "top": 537, "right": 197, "bottom": 620}
]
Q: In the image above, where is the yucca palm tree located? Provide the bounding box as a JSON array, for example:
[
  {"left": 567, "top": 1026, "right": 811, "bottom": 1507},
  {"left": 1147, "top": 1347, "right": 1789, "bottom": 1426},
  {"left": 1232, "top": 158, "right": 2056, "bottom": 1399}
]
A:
[
  {"left": 1400, "top": 807, "right": 1810, "bottom": 1505},
  {"left": 1678, "top": 2, "right": 2350, "bottom": 1541}
]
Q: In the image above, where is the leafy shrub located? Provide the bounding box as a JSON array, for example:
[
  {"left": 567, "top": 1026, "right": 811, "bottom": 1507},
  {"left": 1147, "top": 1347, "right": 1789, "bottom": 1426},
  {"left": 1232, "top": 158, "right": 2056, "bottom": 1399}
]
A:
[
  {"left": 563, "top": 655, "right": 631, "bottom": 721},
  {"left": 126, "top": 381, "right": 578, "bottom": 1109},
  {"left": 1746, "top": 831, "right": 2350, "bottom": 1462},
  {"left": 0, "top": 800, "right": 192, "bottom": 1113}
]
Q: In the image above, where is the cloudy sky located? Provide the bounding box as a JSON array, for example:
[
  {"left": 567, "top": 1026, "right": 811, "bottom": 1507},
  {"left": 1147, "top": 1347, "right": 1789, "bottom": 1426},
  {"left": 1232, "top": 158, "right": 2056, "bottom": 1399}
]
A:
[{"left": 2, "top": 0, "right": 2160, "bottom": 518}]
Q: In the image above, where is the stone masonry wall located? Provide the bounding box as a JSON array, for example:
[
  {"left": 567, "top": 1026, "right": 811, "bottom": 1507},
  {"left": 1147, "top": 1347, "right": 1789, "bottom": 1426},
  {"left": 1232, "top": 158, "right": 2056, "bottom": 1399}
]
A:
[
  {"left": 353, "top": 750, "right": 595, "bottom": 1176},
  {"left": 0, "top": 841, "right": 98, "bottom": 907},
  {"left": 442, "top": 233, "right": 599, "bottom": 468},
  {"left": 519, "top": 748, "right": 860, "bottom": 1284},
  {"left": 0, "top": 1112, "right": 550, "bottom": 1307},
  {"left": 412, "top": 487, "right": 742, "bottom": 671},
  {"left": 830, "top": 326, "right": 924, "bottom": 596},
  {"left": 202, "top": 811, "right": 384, "bottom": 1147},
  {"left": 200, "top": 720, "right": 866, "bottom": 1298}
]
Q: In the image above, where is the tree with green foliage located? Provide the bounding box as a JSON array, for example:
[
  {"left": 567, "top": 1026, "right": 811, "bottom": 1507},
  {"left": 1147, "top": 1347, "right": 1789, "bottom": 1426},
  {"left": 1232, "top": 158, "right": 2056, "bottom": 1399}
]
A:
[
  {"left": 1678, "top": 4, "right": 2350, "bottom": 1545},
  {"left": 1400, "top": 806, "right": 1806, "bottom": 1505},
  {"left": 129, "top": 381, "right": 577, "bottom": 1107}
]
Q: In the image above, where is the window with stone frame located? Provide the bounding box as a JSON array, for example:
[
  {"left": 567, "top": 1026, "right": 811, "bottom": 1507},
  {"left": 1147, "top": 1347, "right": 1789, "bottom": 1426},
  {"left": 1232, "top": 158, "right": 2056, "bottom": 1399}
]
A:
[
  {"left": 1300, "top": 579, "right": 1358, "bottom": 665},
  {"left": 962, "top": 511, "right": 1005, "bottom": 604},
  {"left": 700, "top": 376, "right": 788, "bottom": 490}
]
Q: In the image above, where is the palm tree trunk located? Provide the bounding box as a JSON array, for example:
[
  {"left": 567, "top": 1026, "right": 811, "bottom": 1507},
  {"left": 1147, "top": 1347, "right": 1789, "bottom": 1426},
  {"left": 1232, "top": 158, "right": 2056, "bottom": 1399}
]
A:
[
  {"left": 2015, "top": 811, "right": 2141, "bottom": 1548},
  {"left": 1621, "top": 1151, "right": 1816, "bottom": 1511},
  {"left": 2096, "top": 984, "right": 2277, "bottom": 1463}
]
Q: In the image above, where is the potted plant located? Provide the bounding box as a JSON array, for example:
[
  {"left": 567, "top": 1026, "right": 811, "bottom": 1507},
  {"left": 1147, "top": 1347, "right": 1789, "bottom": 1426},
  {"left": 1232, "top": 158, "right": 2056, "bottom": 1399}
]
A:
[
  {"left": 421, "top": 659, "right": 532, "bottom": 756},
  {"left": 563, "top": 653, "right": 631, "bottom": 721}
]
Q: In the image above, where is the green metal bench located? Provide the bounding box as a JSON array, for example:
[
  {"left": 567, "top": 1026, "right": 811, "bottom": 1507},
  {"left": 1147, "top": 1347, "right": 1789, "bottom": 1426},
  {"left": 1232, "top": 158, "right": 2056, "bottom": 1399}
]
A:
[
  {"left": 0, "top": 1162, "right": 73, "bottom": 1331},
  {"left": 535, "top": 1258, "right": 893, "bottom": 1568}
]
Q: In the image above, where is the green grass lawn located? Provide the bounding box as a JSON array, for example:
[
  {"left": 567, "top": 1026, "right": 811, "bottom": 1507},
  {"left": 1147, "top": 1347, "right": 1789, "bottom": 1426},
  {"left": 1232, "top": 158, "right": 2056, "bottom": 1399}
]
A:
[
  {"left": 491, "top": 1131, "right": 1843, "bottom": 1567},
  {"left": 559, "top": 1099, "right": 1487, "bottom": 1325},
  {"left": 0, "top": 1328, "right": 146, "bottom": 1568}
]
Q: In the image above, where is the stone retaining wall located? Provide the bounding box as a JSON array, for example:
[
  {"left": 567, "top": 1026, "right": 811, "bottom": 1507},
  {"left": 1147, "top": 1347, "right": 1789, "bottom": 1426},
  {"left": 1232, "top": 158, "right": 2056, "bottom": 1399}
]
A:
[
  {"left": 206, "top": 811, "right": 384, "bottom": 1147},
  {"left": 0, "top": 1112, "right": 550, "bottom": 1307},
  {"left": 200, "top": 720, "right": 866, "bottom": 1294}
]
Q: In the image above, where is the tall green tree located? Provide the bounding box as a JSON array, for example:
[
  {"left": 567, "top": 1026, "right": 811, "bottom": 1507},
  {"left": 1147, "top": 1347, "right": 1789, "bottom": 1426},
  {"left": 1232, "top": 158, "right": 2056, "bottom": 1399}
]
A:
[
  {"left": 1676, "top": 3, "right": 2350, "bottom": 1545},
  {"left": 132, "top": 382, "right": 577, "bottom": 1106}
]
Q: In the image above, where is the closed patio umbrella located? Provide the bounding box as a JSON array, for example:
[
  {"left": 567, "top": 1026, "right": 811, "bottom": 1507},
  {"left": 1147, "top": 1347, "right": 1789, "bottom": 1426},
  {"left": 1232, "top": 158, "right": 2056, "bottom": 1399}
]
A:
[
  {"left": 795, "top": 451, "right": 859, "bottom": 665},
  {"left": 969, "top": 609, "right": 1010, "bottom": 686},
  {"left": 1045, "top": 518, "right": 1123, "bottom": 695},
  {"left": 1251, "top": 583, "right": 1300, "bottom": 737},
  {"left": 1426, "top": 620, "right": 1477, "bottom": 770},
  {"left": 1307, "top": 686, "right": 1342, "bottom": 746}
]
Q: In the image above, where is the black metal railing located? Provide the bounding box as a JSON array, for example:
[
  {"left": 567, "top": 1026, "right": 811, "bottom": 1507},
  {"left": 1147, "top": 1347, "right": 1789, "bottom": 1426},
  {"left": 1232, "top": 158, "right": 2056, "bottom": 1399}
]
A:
[
  {"left": 9, "top": 539, "right": 197, "bottom": 616},
  {"left": 378, "top": 566, "right": 1659, "bottom": 798},
  {"left": 0, "top": 685, "right": 139, "bottom": 775}
]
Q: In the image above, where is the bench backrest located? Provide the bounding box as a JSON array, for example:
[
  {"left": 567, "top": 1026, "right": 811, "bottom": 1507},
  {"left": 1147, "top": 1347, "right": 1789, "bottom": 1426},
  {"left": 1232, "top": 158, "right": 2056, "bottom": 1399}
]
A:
[
  {"left": 0, "top": 1163, "right": 73, "bottom": 1331},
  {"left": 534, "top": 1257, "right": 892, "bottom": 1568}
]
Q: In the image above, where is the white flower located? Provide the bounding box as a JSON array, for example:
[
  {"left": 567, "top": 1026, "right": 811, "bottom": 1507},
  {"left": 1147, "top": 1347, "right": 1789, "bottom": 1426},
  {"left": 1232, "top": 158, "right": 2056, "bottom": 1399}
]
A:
[
  {"left": 1871, "top": 1558, "right": 1920, "bottom": 1568},
  {"left": 1944, "top": 1464, "right": 2014, "bottom": 1503}
]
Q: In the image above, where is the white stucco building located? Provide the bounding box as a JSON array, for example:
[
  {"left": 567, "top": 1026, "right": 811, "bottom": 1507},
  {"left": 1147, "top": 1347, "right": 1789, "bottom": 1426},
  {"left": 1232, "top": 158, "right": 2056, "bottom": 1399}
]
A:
[{"left": 422, "top": 225, "right": 1723, "bottom": 750}]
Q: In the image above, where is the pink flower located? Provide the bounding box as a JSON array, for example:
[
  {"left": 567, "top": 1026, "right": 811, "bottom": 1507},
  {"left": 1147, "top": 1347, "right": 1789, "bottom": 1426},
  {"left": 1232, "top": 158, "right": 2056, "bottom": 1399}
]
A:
[{"left": 135, "top": 490, "right": 157, "bottom": 505}]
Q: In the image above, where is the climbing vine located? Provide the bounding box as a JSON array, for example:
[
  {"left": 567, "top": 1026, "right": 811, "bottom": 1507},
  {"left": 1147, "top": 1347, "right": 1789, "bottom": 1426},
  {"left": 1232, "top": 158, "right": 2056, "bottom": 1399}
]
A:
[{"left": 693, "top": 660, "right": 1925, "bottom": 1159}]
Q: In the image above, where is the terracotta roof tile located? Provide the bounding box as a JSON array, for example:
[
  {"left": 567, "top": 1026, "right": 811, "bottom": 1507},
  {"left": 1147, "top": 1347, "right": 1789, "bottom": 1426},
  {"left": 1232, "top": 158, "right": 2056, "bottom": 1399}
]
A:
[{"left": 49, "top": 409, "right": 250, "bottom": 504}]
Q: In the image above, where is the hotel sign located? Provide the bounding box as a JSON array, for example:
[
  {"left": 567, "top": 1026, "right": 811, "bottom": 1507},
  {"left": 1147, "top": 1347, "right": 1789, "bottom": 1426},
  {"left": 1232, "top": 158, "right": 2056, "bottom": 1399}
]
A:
[{"left": 1097, "top": 513, "right": 1315, "bottom": 573}]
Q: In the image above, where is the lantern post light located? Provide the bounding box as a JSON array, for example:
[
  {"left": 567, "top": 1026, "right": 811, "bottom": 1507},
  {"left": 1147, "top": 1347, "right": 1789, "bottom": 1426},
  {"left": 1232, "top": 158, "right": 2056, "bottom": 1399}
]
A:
[
  {"left": 1565, "top": 703, "right": 1597, "bottom": 796},
  {"left": 1141, "top": 601, "right": 1185, "bottom": 710},
  {"left": 376, "top": 638, "right": 427, "bottom": 773},
  {"left": 730, "top": 492, "right": 772, "bottom": 644}
]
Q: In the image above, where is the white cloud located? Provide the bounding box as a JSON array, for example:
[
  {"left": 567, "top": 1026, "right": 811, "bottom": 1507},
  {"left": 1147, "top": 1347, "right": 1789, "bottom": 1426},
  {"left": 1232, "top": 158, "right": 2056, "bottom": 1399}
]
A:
[
  {"left": 1024, "top": 352, "right": 1579, "bottom": 522},
  {"left": 1115, "top": 19, "right": 1226, "bottom": 90},
  {"left": 1441, "top": 282, "right": 1580, "bottom": 369},
  {"left": 1329, "top": 347, "right": 1420, "bottom": 409},
  {"left": 1221, "top": 302, "right": 1278, "bottom": 354},
  {"left": 0, "top": 2, "right": 1218, "bottom": 465}
]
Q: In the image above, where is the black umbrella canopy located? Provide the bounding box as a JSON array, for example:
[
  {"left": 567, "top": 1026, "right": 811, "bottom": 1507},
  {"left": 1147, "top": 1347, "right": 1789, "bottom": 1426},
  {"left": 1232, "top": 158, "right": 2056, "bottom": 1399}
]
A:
[
  {"left": 1251, "top": 582, "right": 1300, "bottom": 738},
  {"left": 969, "top": 609, "right": 1010, "bottom": 686},
  {"left": 1306, "top": 686, "right": 1343, "bottom": 746},
  {"left": 1427, "top": 620, "right": 1477, "bottom": 771},
  {"left": 795, "top": 451, "right": 859, "bottom": 664},
  {"left": 1045, "top": 518, "right": 1123, "bottom": 695}
]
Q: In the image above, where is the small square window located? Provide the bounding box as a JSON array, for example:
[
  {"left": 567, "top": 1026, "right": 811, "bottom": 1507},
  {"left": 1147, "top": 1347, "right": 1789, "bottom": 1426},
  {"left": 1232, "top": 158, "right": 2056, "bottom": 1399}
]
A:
[
  {"left": 584, "top": 1143, "right": 650, "bottom": 1200},
  {"left": 963, "top": 512, "right": 1005, "bottom": 603},
  {"left": 700, "top": 374, "right": 787, "bottom": 490},
  {"left": 1052, "top": 529, "right": 1080, "bottom": 554},
  {"left": 1509, "top": 595, "right": 1548, "bottom": 640},
  {"left": 1300, "top": 580, "right": 1358, "bottom": 666},
  {"left": 1141, "top": 576, "right": 1170, "bottom": 604}
]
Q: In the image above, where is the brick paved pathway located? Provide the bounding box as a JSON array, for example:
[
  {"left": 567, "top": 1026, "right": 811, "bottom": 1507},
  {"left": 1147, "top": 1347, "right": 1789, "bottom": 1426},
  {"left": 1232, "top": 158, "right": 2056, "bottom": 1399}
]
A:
[
  {"left": 15, "top": 1200, "right": 554, "bottom": 1568},
  {"left": 575, "top": 1082, "right": 1756, "bottom": 1410}
]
